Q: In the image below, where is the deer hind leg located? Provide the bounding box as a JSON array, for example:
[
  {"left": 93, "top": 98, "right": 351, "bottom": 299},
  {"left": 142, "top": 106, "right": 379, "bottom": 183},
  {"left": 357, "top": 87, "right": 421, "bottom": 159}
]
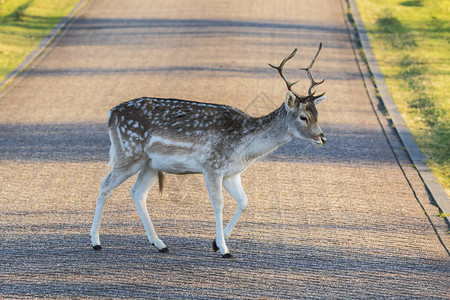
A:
[
  {"left": 90, "top": 161, "right": 143, "bottom": 250},
  {"left": 204, "top": 173, "right": 232, "bottom": 258},
  {"left": 222, "top": 174, "right": 248, "bottom": 240},
  {"left": 131, "top": 163, "right": 168, "bottom": 252}
]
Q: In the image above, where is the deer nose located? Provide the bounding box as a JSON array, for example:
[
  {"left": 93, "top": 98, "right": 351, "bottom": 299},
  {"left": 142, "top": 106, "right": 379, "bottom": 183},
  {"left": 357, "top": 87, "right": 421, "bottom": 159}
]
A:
[{"left": 319, "top": 133, "right": 326, "bottom": 144}]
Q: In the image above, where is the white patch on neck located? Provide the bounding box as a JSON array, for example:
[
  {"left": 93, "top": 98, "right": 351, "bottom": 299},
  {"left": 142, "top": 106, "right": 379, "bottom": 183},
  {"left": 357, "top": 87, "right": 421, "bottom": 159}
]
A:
[{"left": 243, "top": 130, "right": 292, "bottom": 161}]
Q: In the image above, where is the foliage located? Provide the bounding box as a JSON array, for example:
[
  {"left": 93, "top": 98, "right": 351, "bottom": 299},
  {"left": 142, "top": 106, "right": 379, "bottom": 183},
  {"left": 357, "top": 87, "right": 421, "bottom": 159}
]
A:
[
  {"left": 356, "top": 0, "right": 450, "bottom": 195},
  {"left": 0, "top": 0, "right": 80, "bottom": 81}
]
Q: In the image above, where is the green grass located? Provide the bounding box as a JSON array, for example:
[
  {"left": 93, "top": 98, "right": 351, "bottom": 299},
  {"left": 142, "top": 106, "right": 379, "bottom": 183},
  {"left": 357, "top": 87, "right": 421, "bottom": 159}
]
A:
[
  {"left": 356, "top": 0, "right": 450, "bottom": 195},
  {"left": 0, "top": 0, "right": 80, "bottom": 82}
]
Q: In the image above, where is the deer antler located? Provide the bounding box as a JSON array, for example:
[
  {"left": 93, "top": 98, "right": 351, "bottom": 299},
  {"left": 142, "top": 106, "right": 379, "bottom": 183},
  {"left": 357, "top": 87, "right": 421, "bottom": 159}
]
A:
[
  {"left": 268, "top": 48, "right": 299, "bottom": 91},
  {"left": 300, "top": 43, "right": 325, "bottom": 97}
]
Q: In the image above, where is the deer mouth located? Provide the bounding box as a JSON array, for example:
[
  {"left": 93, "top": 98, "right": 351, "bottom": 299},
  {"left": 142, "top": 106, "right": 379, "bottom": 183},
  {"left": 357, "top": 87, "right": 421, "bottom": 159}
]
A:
[{"left": 314, "top": 135, "right": 326, "bottom": 146}]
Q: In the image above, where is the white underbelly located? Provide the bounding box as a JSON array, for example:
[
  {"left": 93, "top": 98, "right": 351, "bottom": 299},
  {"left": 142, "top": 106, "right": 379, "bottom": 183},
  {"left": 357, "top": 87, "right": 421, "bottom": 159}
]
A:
[
  {"left": 149, "top": 153, "right": 202, "bottom": 174},
  {"left": 145, "top": 135, "right": 203, "bottom": 174}
]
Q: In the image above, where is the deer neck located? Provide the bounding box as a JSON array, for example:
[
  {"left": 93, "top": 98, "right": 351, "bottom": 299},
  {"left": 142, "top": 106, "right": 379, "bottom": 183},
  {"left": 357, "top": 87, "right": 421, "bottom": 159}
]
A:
[{"left": 243, "top": 105, "right": 293, "bottom": 161}]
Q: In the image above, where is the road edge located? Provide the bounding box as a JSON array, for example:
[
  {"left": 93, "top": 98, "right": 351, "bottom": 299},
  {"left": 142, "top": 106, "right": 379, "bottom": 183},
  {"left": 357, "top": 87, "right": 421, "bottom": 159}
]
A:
[
  {"left": 0, "top": 0, "right": 89, "bottom": 92},
  {"left": 346, "top": 0, "right": 450, "bottom": 221}
]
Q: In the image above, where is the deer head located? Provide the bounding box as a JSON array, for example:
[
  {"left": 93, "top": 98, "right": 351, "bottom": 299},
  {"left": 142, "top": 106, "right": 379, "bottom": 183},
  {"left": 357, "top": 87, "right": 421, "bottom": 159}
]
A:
[{"left": 269, "top": 43, "right": 326, "bottom": 145}]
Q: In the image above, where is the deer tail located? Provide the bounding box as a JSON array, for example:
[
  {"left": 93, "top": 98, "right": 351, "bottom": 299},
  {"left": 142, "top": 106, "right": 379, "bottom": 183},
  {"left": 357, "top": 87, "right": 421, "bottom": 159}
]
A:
[
  {"left": 158, "top": 171, "right": 165, "bottom": 194},
  {"left": 106, "top": 110, "right": 118, "bottom": 170}
]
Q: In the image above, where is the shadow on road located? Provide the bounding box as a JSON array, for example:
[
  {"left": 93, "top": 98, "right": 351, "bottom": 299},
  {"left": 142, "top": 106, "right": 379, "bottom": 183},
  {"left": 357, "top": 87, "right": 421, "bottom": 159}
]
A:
[
  {"left": 0, "top": 122, "right": 396, "bottom": 165},
  {"left": 0, "top": 230, "right": 448, "bottom": 298}
]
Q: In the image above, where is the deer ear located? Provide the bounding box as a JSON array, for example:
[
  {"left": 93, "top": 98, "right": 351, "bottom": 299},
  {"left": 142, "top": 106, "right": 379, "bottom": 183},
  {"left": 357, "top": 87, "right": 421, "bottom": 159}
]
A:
[
  {"left": 284, "top": 91, "right": 297, "bottom": 110},
  {"left": 314, "top": 95, "right": 326, "bottom": 105}
]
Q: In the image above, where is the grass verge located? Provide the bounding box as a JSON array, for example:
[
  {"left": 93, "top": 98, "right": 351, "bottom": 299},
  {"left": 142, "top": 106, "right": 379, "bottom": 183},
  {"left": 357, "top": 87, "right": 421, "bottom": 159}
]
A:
[
  {"left": 356, "top": 0, "right": 449, "bottom": 195},
  {"left": 0, "top": 0, "right": 80, "bottom": 82}
]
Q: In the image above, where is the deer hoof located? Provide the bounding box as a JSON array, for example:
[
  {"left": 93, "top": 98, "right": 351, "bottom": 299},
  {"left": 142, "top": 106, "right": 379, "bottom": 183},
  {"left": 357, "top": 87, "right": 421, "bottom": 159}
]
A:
[
  {"left": 212, "top": 239, "right": 219, "bottom": 252},
  {"left": 93, "top": 245, "right": 102, "bottom": 251},
  {"left": 158, "top": 247, "right": 169, "bottom": 253},
  {"left": 222, "top": 253, "right": 234, "bottom": 259}
]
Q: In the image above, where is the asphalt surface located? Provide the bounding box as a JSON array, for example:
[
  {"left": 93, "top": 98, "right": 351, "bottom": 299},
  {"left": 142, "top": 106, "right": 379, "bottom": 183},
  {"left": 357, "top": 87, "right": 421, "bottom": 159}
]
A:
[{"left": 0, "top": 0, "right": 449, "bottom": 298}]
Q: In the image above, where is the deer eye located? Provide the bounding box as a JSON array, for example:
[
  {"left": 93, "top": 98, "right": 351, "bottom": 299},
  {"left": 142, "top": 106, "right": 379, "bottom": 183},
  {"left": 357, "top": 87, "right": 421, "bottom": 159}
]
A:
[{"left": 299, "top": 115, "right": 308, "bottom": 122}]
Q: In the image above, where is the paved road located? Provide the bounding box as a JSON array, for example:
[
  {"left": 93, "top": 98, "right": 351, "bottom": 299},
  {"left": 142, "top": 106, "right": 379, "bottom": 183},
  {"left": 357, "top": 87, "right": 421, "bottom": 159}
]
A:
[{"left": 1, "top": 0, "right": 449, "bottom": 298}]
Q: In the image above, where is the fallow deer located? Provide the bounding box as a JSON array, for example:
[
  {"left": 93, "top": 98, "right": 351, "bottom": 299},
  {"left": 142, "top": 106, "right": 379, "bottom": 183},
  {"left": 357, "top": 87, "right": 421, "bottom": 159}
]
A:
[{"left": 90, "top": 43, "right": 327, "bottom": 258}]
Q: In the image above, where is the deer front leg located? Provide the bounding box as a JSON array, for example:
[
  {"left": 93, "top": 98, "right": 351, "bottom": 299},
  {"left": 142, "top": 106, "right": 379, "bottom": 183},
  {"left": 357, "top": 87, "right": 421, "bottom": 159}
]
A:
[
  {"left": 222, "top": 173, "right": 248, "bottom": 240},
  {"left": 204, "top": 173, "right": 232, "bottom": 258}
]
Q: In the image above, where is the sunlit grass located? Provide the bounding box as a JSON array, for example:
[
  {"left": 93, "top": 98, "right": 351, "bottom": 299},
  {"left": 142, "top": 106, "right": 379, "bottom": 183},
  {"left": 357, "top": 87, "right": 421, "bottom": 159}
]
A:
[
  {"left": 356, "top": 0, "right": 450, "bottom": 195},
  {"left": 0, "top": 0, "right": 80, "bottom": 81}
]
